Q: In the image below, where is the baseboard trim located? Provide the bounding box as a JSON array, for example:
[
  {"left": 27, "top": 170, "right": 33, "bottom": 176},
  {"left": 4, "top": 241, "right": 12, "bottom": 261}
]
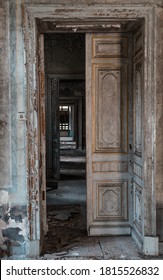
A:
[
  {"left": 26, "top": 240, "right": 40, "bottom": 258},
  {"left": 143, "top": 236, "right": 159, "bottom": 256}
]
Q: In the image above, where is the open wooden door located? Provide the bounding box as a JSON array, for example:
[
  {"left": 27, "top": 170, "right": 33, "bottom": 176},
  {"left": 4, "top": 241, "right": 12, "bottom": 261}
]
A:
[
  {"left": 46, "top": 76, "right": 60, "bottom": 186},
  {"left": 86, "top": 33, "right": 132, "bottom": 235}
]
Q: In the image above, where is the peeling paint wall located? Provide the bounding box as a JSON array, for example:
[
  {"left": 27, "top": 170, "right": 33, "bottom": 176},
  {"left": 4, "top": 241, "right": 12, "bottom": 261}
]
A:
[
  {"left": 0, "top": 0, "right": 163, "bottom": 257},
  {"left": 0, "top": 0, "right": 27, "bottom": 257}
]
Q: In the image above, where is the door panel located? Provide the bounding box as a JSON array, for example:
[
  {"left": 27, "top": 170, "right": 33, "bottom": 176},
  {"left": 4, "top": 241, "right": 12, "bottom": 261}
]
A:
[
  {"left": 86, "top": 33, "right": 131, "bottom": 235},
  {"left": 93, "top": 64, "right": 128, "bottom": 153}
]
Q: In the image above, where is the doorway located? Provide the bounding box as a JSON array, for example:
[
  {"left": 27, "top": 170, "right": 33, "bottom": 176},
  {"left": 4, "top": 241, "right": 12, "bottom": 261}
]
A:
[
  {"left": 23, "top": 4, "right": 158, "bottom": 256},
  {"left": 44, "top": 29, "right": 137, "bottom": 243}
]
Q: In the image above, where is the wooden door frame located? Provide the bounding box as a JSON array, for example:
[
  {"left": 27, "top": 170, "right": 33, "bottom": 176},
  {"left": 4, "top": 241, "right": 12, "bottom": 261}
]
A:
[{"left": 23, "top": 3, "right": 158, "bottom": 256}]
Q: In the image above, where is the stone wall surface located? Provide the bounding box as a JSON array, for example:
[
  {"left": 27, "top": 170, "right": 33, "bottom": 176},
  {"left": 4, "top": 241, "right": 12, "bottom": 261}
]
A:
[
  {"left": 0, "top": 0, "right": 163, "bottom": 257},
  {"left": 0, "top": 0, "right": 28, "bottom": 257}
]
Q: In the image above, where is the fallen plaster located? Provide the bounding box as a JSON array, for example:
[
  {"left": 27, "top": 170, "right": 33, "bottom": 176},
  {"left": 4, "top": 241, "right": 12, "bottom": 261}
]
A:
[
  {"left": 48, "top": 208, "right": 78, "bottom": 221},
  {"left": 41, "top": 205, "right": 163, "bottom": 260}
]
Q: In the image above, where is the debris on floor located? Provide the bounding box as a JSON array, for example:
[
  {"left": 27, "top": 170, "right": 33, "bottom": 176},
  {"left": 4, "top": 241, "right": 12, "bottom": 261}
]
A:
[
  {"left": 42, "top": 204, "right": 86, "bottom": 257},
  {"left": 41, "top": 204, "right": 145, "bottom": 260},
  {"left": 48, "top": 208, "right": 78, "bottom": 221}
]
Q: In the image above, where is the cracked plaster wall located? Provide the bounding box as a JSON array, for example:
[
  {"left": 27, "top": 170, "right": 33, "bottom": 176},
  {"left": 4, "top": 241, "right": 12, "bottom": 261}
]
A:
[{"left": 0, "top": 0, "right": 163, "bottom": 257}]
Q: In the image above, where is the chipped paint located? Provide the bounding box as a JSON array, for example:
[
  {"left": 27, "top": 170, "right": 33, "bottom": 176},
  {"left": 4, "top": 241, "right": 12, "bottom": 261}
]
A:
[
  {"left": 0, "top": 190, "right": 9, "bottom": 205},
  {"left": 0, "top": 206, "right": 28, "bottom": 256},
  {"left": 10, "top": 206, "right": 27, "bottom": 223},
  {"left": 2, "top": 227, "right": 24, "bottom": 243},
  {"left": 0, "top": 204, "right": 10, "bottom": 223}
]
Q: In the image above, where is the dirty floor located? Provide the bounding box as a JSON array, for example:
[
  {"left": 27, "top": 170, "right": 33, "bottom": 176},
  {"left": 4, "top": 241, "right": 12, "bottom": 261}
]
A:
[
  {"left": 42, "top": 203, "right": 141, "bottom": 260},
  {"left": 42, "top": 176, "right": 163, "bottom": 260},
  {"left": 43, "top": 147, "right": 163, "bottom": 260}
]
